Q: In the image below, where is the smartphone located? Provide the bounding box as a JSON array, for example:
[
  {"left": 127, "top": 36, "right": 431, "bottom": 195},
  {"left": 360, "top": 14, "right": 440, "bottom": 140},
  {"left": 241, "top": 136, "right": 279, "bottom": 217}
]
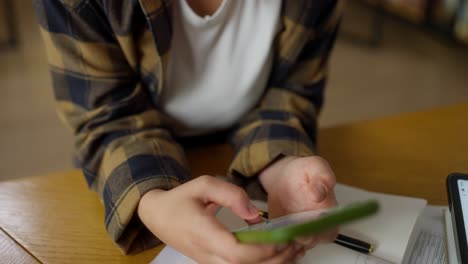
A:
[
  {"left": 446, "top": 173, "right": 468, "bottom": 263},
  {"left": 233, "top": 200, "right": 379, "bottom": 244}
]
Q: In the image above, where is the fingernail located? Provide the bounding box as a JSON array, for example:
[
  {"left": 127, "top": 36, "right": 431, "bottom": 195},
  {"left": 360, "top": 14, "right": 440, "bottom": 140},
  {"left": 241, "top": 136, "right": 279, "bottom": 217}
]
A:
[
  {"left": 314, "top": 183, "right": 326, "bottom": 202},
  {"left": 247, "top": 203, "right": 258, "bottom": 215}
]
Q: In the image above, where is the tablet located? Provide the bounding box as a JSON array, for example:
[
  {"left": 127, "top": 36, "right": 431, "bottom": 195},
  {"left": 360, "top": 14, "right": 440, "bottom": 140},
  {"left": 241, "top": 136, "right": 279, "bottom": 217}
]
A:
[
  {"left": 446, "top": 173, "right": 468, "bottom": 263},
  {"left": 233, "top": 200, "right": 379, "bottom": 244}
]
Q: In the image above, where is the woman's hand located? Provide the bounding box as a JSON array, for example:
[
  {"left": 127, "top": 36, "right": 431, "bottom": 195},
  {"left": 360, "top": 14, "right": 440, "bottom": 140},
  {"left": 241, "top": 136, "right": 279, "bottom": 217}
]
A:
[
  {"left": 138, "top": 176, "right": 305, "bottom": 264},
  {"left": 259, "top": 156, "right": 339, "bottom": 250}
]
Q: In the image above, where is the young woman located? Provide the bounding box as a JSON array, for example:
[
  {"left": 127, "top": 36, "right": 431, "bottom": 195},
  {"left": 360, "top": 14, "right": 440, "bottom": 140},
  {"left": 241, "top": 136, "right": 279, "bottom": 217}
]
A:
[{"left": 34, "top": 0, "right": 342, "bottom": 263}]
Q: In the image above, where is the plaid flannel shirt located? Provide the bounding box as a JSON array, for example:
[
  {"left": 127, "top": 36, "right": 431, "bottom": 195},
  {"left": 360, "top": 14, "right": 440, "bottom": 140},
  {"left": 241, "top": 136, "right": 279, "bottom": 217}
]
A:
[{"left": 33, "top": 0, "right": 342, "bottom": 254}]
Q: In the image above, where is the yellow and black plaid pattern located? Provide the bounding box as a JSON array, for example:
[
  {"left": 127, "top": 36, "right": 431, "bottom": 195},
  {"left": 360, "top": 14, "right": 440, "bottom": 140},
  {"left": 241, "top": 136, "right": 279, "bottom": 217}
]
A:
[{"left": 33, "top": 0, "right": 341, "bottom": 254}]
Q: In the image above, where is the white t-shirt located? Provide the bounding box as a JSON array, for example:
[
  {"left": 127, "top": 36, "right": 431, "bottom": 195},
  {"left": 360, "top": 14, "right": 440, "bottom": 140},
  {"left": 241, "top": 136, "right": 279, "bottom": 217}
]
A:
[{"left": 162, "top": 0, "right": 282, "bottom": 136}]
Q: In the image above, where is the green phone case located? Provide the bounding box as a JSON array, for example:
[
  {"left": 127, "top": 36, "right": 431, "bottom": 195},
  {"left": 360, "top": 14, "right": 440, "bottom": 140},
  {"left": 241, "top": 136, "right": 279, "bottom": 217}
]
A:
[{"left": 233, "top": 200, "right": 379, "bottom": 244}]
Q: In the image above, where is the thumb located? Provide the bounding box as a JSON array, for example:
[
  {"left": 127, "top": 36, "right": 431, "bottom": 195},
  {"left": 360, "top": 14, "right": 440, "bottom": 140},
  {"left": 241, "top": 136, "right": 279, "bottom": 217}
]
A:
[{"left": 194, "top": 176, "right": 261, "bottom": 221}]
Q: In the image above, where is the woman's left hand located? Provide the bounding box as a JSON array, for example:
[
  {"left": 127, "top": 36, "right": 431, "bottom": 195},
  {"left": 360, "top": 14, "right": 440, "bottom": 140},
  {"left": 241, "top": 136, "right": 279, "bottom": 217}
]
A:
[{"left": 259, "top": 155, "right": 339, "bottom": 250}]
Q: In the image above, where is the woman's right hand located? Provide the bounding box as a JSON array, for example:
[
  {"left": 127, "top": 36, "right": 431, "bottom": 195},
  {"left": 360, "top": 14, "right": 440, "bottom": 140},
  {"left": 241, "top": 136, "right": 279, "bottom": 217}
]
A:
[{"left": 138, "top": 175, "right": 305, "bottom": 264}]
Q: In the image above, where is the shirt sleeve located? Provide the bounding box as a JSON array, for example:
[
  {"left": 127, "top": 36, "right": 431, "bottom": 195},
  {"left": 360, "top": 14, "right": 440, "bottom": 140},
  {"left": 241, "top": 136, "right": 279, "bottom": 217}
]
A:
[
  {"left": 228, "top": 0, "right": 342, "bottom": 197},
  {"left": 33, "top": 0, "right": 190, "bottom": 254}
]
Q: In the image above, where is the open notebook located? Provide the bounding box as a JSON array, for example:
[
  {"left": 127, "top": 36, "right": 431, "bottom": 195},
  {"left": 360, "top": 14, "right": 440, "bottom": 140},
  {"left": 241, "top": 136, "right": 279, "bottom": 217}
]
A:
[{"left": 152, "top": 183, "right": 437, "bottom": 264}]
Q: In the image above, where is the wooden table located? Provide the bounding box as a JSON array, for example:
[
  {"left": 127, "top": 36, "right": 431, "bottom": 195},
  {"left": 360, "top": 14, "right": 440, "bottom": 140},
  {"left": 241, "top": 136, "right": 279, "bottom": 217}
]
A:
[{"left": 1, "top": 103, "right": 468, "bottom": 263}]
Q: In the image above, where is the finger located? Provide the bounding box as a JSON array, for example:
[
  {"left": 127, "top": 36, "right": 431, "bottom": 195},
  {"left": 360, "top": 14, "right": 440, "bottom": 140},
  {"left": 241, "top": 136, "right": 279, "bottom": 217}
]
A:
[
  {"left": 310, "top": 177, "right": 335, "bottom": 204},
  {"left": 260, "top": 244, "right": 303, "bottom": 264},
  {"left": 194, "top": 175, "right": 260, "bottom": 221},
  {"left": 310, "top": 156, "right": 337, "bottom": 185},
  {"left": 316, "top": 228, "right": 339, "bottom": 243},
  {"left": 303, "top": 157, "right": 337, "bottom": 203},
  {"left": 245, "top": 217, "right": 264, "bottom": 225},
  {"left": 189, "top": 177, "right": 280, "bottom": 262},
  {"left": 194, "top": 212, "right": 278, "bottom": 263},
  {"left": 206, "top": 220, "right": 294, "bottom": 264},
  {"left": 294, "top": 227, "right": 338, "bottom": 251},
  {"left": 222, "top": 243, "right": 282, "bottom": 263},
  {"left": 295, "top": 236, "right": 318, "bottom": 250},
  {"left": 204, "top": 253, "right": 232, "bottom": 264},
  {"left": 307, "top": 178, "right": 338, "bottom": 208},
  {"left": 205, "top": 202, "right": 220, "bottom": 215}
]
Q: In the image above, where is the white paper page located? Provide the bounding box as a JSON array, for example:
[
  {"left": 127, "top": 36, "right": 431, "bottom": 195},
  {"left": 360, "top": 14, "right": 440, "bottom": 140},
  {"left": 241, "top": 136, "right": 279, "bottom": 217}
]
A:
[
  {"left": 401, "top": 206, "right": 448, "bottom": 264},
  {"left": 151, "top": 184, "right": 426, "bottom": 264},
  {"left": 299, "top": 243, "right": 393, "bottom": 264},
  {"left": 334, "top": 184, "right": 427, "bottom": 264},
  {"left": 151, "top": 246, "right": 195, "bottom": 264}
]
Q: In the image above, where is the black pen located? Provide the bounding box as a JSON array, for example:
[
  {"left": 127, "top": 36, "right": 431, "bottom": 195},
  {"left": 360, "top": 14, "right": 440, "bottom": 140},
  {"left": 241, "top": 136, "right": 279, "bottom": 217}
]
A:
[
  {"left": 257, "top": 210, "right": 374, "bottom": 254},
  {"left": 257, "top": 210, "right": 269, "bottom": 219},
  {"left": 334, "top": 234, "right": 374, "bottom": 254}
]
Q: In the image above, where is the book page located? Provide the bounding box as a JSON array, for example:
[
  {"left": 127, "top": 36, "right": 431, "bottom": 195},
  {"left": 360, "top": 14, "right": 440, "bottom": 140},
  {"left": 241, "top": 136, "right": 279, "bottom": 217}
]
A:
[
  {"left": 401, "top": 206, "right": 448, "bottom": 264},
  {"left": 444, "top": 209, "right": 459, "bottom": 264}
]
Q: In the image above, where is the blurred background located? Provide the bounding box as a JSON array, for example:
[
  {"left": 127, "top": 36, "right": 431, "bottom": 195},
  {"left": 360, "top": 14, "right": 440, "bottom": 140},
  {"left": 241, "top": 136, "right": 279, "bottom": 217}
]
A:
[{"left": 0, "top": 0, "right": 467, "bottom": 181}]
